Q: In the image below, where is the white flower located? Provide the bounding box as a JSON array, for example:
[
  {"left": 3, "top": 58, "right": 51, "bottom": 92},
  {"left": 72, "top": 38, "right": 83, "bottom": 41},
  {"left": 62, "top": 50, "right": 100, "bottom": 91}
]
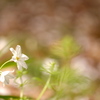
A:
[
  {"left": 0, "top": 71, "right": 14, "bottom": 85},
  {"left": 10, "top": 45, "right": 29, "bottom": 70},
  {"left": 42, "top": 58, "right": 58, "bottom": 75}
]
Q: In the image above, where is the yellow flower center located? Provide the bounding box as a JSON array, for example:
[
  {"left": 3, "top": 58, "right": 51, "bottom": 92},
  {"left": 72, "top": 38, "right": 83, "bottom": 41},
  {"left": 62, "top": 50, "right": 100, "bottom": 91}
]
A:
[{"left": 16, "top": 57, "right": 20, "bottom": 60}]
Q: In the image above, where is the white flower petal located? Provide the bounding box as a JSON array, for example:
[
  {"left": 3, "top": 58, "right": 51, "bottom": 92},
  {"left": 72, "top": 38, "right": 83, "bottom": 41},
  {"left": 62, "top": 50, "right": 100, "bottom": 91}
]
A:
[
  {"left": 2, "top": 71, "right": 10, "bottom": 76},
  {"left": 17, "top": 61, "right": 23, "bottom": 70},
  {"left": 0, "top": 75, "right": 5, "bottom": 82},
  {"left": 8, "top": 74, "right": 14, "bottom": 78},
  {"left": 10, "top": 48, "right": 16, "bottom": 55},
  {"left": 4, "top": 77, "right": 9, "bottom": 84},
  {"left": 42, "top": 58, "right": 58, "bottom": 75},
  {"left": 0, "top": 71, "right": 14, "bottom": 85},
  {"left": 20, "top": 61, "right": 28, "bottom": 69},
  {"left": 16, "top": 45, "right": 22, "bottom": 57},
  {"left": 11, "top": 56, "right": 17, "bottom": 62},
  {"left": 2, "top": 70, "right": 14, "bottom": 76},
  {"left": 5, "top": 74, "right": 14, "bottom": 84},
  {"left": 21, "top": 54, "right": 29, "bottom": 61},
  {"left": 10, "top": 45, "right": 29, "bottom": 70}
]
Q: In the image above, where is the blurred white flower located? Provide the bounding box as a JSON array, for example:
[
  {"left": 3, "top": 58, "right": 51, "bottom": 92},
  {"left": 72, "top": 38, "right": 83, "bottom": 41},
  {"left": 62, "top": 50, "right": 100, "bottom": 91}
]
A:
[
  {"left": 42, "top": 58, "right": 58, "bottom": 75},
  {"left": 10, "top": 45, "right": 29, "bottom": 70},
  {"left": 71, "top": 55, "right": 99, "bottom": 80},
  {"left": 0, "top": 71, "right": 14, "bottom": 85}
]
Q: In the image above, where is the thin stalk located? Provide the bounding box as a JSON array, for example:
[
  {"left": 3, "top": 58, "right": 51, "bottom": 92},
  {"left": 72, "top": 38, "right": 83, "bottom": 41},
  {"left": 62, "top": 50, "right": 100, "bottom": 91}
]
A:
[
  {"left": 0, "top": 60, "right": 11, "bottom": 70},
  {"left": 37, "top": 75, "right": 51, "bottom": 100},
  {"left": 60, "top": 67, "right": 67, "bottom": 85},
  {"left": 20, "top": 87, "right": 23, "bottom": 99},
  {"left": 20, "top": 76, "right": 24, "bottom": 99}
]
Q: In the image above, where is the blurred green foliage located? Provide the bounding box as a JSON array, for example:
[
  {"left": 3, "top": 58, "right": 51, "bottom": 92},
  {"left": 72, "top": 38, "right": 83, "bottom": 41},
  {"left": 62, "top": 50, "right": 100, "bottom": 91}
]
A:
[
  {"left": 30, "top": 35, "right": 93, "bottom": 100},
  {"left": 49, "top": 67, "right": 91, "bottom": 100},
  {"left": 50, "top": 35, "right": 81, "bottom": 60},
  {"left": 0, "top": 35, "right": 94, "bottom": 100}
]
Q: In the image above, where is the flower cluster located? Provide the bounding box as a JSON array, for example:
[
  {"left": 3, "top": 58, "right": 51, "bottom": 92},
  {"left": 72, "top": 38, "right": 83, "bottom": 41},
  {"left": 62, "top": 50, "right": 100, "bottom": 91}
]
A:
[
  {"left": 0, "top": 45, "right": 29, "bottom": 86},
  {"left": 42, "top": 58, "right": 58, "bottom": 75},
  {"left": 0, "top": 45, "right": 59, "bottom": 100}
]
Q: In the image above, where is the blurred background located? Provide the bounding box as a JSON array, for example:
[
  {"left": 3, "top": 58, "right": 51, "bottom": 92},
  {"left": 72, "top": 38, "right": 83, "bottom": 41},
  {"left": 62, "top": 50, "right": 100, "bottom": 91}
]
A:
[{"left": 0, "top": 0, "right": 100, "bottom": 100}]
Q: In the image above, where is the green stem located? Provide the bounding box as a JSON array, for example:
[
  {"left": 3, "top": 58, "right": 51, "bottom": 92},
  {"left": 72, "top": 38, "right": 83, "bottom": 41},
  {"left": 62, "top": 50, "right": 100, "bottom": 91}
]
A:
[
  {"left": 37, "top": 75, "right": 51, "bottom": 100},
  {"left": 20, "top": 76, "right": 24, "bottom": 99},
  {"left": 0, "top": 60, "right": 11, "bottom": 70},
  {"left": 20, "top": 87, "right": 23, "bottom": 99}
]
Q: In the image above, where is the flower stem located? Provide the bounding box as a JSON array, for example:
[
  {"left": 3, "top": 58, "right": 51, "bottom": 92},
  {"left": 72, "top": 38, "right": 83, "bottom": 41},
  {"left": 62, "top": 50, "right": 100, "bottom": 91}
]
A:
[
  {"left": 0, "top": 60, "right": 11, "bottom": 70},
  {"left": 20, "top": 86, "right": 23, "bottom": 99},
  {"left": 20, "top": 76, "right": 24, "bottom": 99},
  {"left": 37, "top": 75, "right": 51, "bottom": 100}
]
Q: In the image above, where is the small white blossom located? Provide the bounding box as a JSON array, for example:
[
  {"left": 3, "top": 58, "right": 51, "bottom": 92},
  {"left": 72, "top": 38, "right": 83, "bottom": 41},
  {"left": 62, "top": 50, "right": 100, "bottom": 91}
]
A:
[
  {"left": 42, "top": 58, "right": 58, "bottom": 75},
  {"left": 10, "top": 45, "right": 29, "bottom": 70},
  {"left": 0, "top": 71, "right": 14, "bottom": 85}
]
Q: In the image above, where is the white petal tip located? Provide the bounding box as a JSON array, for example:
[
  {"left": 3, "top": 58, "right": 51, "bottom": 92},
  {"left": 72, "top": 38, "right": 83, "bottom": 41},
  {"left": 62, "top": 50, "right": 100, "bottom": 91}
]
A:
[
  {"left": 10, "top": 48, "right": 13, "bottom": 51},
  {"left": 17, "top": 45, "right": 21, "bottom": 48}
]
